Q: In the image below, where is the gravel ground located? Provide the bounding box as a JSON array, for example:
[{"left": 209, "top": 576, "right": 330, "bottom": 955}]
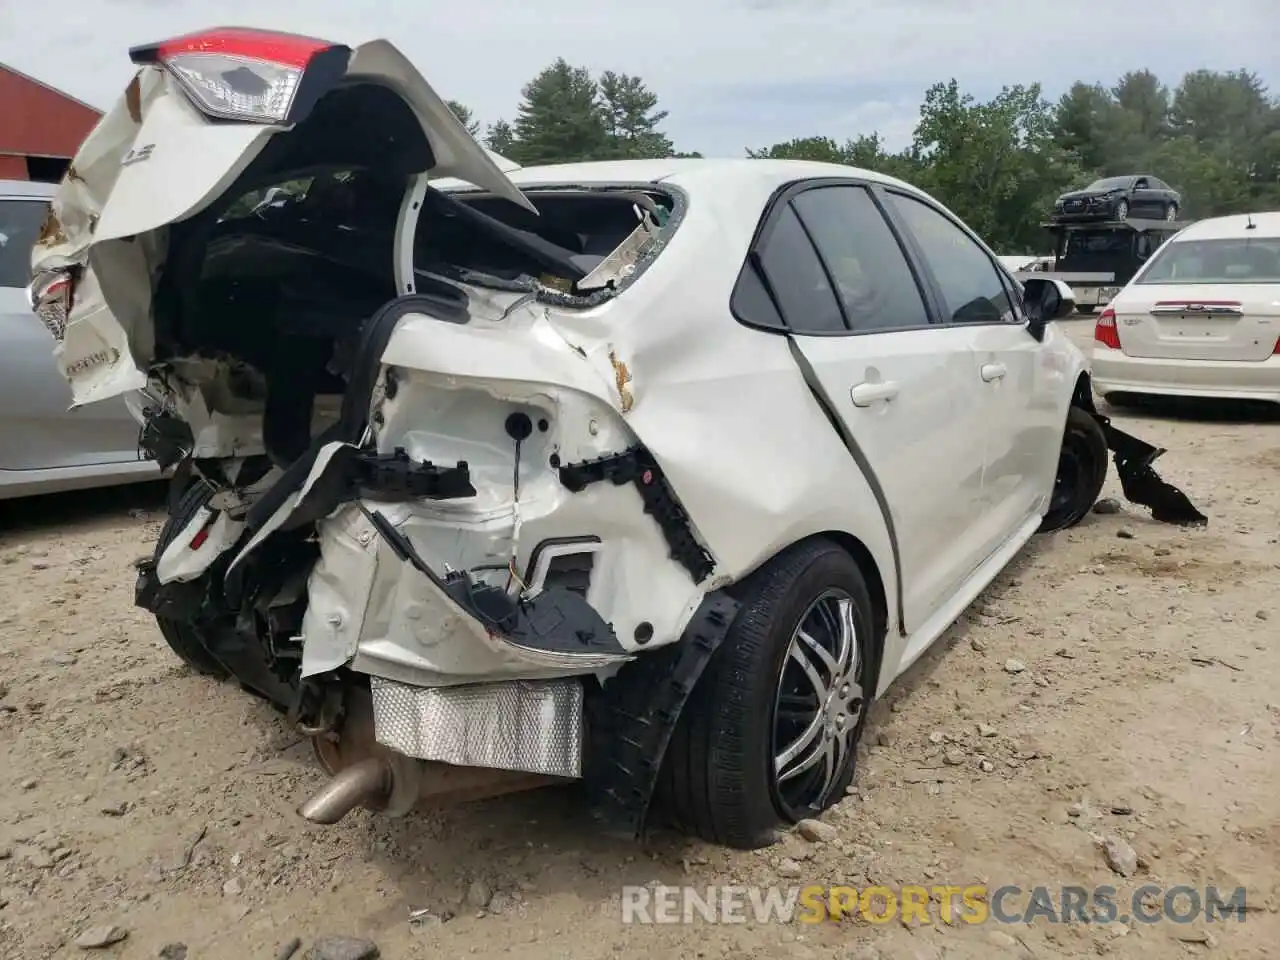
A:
[{"left": 2, "top": 322, "right": 1277, "bottom": 960}]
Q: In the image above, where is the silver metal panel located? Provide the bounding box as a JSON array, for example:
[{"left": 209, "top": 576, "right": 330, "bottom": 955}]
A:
[{"left": 369, "top": 676, "right": 584, "bottom": 779}]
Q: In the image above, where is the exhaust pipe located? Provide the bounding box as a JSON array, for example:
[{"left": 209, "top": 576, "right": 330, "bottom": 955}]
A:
[{"left": 297, "top": 757, "right": 394, "bottom": 824}]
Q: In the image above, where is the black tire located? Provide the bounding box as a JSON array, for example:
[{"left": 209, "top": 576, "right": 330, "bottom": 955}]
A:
[
  {"left": 1040, "top": 406, "right": 1109, "bottom": 532},
  {"left": 657, "top": 539, "right": 877, "bottom": 849},
  {"left": 153, "top": 483, "right": 229, "bottom": 678},
  {"left": 1076, "top": 305, "right": 1097, "bottom": 315},
  {"left": 1166, "top": 202, "right": 1179, "bottom": 221},
  {"left": 1115, "top": 200, "right": 1129, "bottom": 220}
]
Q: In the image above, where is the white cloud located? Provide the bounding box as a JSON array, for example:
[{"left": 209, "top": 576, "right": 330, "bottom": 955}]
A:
[{"left": 0, "top": 0, "right": 1275, "bottom": 156}]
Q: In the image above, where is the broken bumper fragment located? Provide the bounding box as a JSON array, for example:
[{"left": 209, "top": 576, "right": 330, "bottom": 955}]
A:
[{"left": 1094, "top": 412, "right": 1208, "bottom": 527}]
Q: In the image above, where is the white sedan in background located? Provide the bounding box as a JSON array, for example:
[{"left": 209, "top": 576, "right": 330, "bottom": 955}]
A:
[{"left": 1092, "top": 212, "right": 1280, "bottom": 404}]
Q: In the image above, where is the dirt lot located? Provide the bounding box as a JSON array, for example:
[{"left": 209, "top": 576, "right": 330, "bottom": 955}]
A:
[{"left": 2, "top": 322, "right": 1278, "bottom": 960}]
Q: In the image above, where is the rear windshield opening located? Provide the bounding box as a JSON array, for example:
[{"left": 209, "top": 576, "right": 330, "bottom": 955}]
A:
[
  {"left": 415, "top": 186, "right": 676, "bottom": 297},
  {"left": 1138, "top": 237, "right": 1280, "bottom": 284}
]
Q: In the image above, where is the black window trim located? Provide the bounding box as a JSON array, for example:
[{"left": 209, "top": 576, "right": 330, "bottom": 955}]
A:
[
  {"left": 730, "top": 177, "right": 943, "bottom": 338},
  {"left": 877, "top": 185, "right": 1030, "bottom": 330}
]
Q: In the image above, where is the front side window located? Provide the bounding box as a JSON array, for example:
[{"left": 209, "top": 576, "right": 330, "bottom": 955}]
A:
[
  {"left": 0, "top": 199, "right": 50, "bottom": 288},
  {"left": 1137, "top": 237, "right": 1280, "bottom": 284},
  {"left": 790, "top": 186, "right": 930, "bottom": 333},
  {"left": 888, "top": 192, "right": 1016, "bottom": 324}
]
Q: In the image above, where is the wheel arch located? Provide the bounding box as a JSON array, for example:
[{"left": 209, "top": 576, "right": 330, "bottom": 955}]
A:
[
  {"left": 1072, "top": 370, "right": 1098, "bottom": 413},
  {"left": 583, "top": 527, "right": 891, "bottom": 840},
  {"left": 730, "top": 529, "right": 891, "bottom": 700}
]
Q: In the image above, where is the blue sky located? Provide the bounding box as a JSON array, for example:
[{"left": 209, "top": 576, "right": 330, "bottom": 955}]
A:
[{"left": 1, "top": 0, "right": 1276, "bottom": 157}]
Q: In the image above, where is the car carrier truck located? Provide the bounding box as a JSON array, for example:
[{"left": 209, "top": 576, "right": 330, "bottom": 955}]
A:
[{"left": 1013, "top": 217, "right": 1190, "bottom": 314}]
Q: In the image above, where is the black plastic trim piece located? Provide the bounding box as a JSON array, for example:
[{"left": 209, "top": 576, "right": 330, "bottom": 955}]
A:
[
  {"left": 1091, "top": 412, "right": 1208, "bottom": 527},
  {"left": 285, "top": 46, "right": 353, "bottom": 126},
  {"left": 583, "top": 591, "right": 740, "bottom": 838},
  {"left": 137, "top": 407, "right": 194, "bottom": 472},
  {"left": 134, "top": 558, "right": 204, "bottom": 621},
  {"left": 362, "top": 508, "right": 625, "bottom": 657},
  {"left": 522, "top": 536, "right": 602, "bottom": 595},
  {"left": 557, "top": 445, "right": 715, "bottom": 583}
]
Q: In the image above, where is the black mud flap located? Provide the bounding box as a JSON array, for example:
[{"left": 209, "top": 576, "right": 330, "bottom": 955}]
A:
[
  {"left": 582, "top": 592, "right": 740, "bottom": 839},
  {"left": 1092, "top": 412, "right": 1208, "bottom": 527}
]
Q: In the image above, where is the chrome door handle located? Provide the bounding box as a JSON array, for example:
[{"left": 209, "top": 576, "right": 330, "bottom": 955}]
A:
[
  {"left": 980, "top": 362, "right": 1007, "bottom": 382},
  {"left": 850, "top": 381, "right": 900, "bottom": 407}
]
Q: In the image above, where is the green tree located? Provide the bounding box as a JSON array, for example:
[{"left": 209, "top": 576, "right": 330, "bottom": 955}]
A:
[
  {"left": 446, "top": 100, "right": 481, "bottom": 137},
  {"left": 747, "top": 136, "right": 849, "bottom": 163},
  {"left": 910, "top": 81, "right": 1084, "bottom": 250},
  {"left": 485, "top": 119, "right": 516, "bottom": 155},
  {"left": 746, "top": 134, "right": 917, "bottom": 181},
  {"left": 598, "top": 71, "right": 674, "bottom": 159},
  {"left": 1053, "top": 82, "right": 1115, "bottom": 172},
  {"left": 508, "top": 58, "right": 609, "bottom": 165},
  {"left": 1111, "top": 70, "right": 1170, "bottom": 142}
]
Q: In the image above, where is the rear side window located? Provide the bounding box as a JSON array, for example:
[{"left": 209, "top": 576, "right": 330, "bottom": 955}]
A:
[
  {"left": 1137, "top": 237, "right": 1280, "bottom": 284},
  {"left": 790, "top": 187, "right": 930, "bottom": 333},
  {"left": 749, "top": 204, "right": 845, "bottom": 333},
  {"left": 888, "top": 192, "right": 1016, "bottom": 324},
  {"left": 0, "top": 199, "right": 49, "bottom": 288}
]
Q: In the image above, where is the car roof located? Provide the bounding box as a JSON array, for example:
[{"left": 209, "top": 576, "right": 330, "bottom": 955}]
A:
[
  {"left": 1173, "top": 211, "right": 1280, "bottom": 241},
  {"left": 469, "top": 157, "right": 929, "bottom": 199},
  {"left": 0, "top": 179, "right": 57, "bottom": 199}
]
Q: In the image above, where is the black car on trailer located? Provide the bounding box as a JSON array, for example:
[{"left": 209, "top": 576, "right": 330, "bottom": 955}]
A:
[{"left": 1052, "top": 175, "right": 1182, "bottom": 223}]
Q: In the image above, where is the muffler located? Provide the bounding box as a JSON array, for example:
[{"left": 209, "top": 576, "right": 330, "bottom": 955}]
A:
[{"left": 297, "top": 757, "right": 394, "bottom": 824}]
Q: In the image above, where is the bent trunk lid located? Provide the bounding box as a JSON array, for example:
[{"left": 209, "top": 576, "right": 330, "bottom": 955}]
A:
[
  {"left": 31, "top": 33, "right": 533, "bottom": 407},
  {"left": 1113, "top": 284, "right": 1280, "bottom": 361}
]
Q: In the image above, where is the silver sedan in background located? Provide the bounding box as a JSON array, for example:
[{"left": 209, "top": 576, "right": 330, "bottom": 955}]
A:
[{"left": 0, "top": 179, "right": 160, "bottom": 499}]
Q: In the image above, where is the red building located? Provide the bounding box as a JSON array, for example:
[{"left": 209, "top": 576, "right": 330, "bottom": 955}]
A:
[{"left": 0, "top": 64, "right": 102, "bottom": 182}]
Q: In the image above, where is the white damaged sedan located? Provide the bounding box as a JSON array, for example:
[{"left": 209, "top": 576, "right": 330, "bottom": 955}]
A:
[{"left": 29, "top": 27, "right": 1206, "bottom": 849}]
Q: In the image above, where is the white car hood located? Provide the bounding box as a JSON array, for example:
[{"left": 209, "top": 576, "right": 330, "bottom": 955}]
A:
[{"left": 30, "top": 37, "right": 533, "bottom": 407}]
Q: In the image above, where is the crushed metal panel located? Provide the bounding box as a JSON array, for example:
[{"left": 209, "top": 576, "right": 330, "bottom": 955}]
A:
[{"left": 369, "top": 676, "right": 584, "bottom": 778}]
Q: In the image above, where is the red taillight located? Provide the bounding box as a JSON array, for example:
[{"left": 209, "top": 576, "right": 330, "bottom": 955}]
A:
[
  {"left": 129, "top": 27, "right": 350, "bottom": 125},
  {"left": 1274, "top": 335, "right": 1280, "bottom": 355},
  {"left": 1094, "top": 307, "right": 1121, "bottom": 350}
]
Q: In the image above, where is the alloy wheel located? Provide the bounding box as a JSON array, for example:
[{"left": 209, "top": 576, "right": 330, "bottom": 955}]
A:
[
  {"left": 771, "top": 589, "right": 863, "bottom": 815},
  {"left": 1116, "top": 200, "right": 1129, "bottom": 220},
  {"left": 1166, "top": 204, "right": 1178, "bottom": 220}
]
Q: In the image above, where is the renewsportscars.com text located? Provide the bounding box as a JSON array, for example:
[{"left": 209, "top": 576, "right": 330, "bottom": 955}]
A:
[{"left": 621, "top": 883, "right": 1249, "bottom": 925}]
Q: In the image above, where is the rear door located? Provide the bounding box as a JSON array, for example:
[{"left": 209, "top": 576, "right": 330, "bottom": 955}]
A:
[
  {"left": 1114, "top": 236, "right": 1280, "bottom": 361},
  {"left": 1131, "top": 177, "right": 1157, "bottom": 217},
  {"left": 882, "top": 188, "right": 1060, "bottom": 551},
  {"left": 0, "top": 194, "right": 143, "bottom": 472},
  {"left": 735, "top": 180, "right": 991, "bottom": 633}
]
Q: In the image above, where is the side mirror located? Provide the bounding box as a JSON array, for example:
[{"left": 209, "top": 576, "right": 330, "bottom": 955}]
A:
[{"left": 1022, "top": 277, "right": 1076, "bottom": 341}]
